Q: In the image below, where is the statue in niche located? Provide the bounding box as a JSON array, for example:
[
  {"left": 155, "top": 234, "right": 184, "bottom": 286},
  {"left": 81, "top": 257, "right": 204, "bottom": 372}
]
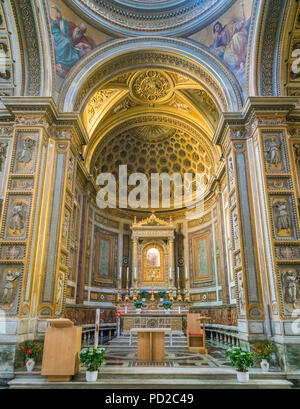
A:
[
  {"left": 237, "top": 272, "right": 245, "bottom": 313},
  {"left": 1, "top": 270, "right": 20, "bottom": 304},
  {"left": 0, "top": 142, "right": 8, "bottom": 172},
  {"left": 55, "top": 274, "right": 64, "bottom": 315},
  {"left": 233, "top": 213, "right": 239, "bottom": 241},
  {"left": 9, "top": 202, "right": 27, "bottom": 234},
  {"left": 18, "top": 138, "right": 35, "bottom": 164},
  {"left": 273, "top": 200, "right": 291, "bottom": 232},
  {"left": 283, "top": 270, "right": 299, "bottom": 309},
  {"left": 265, "top": 137, "right": 281, "bottom": 166},
  {"left": 68, "top": 156, "right": 75, "bottom": 180},
  {"left": 228, "top": 157, "right": 234, "bottom": 183}
]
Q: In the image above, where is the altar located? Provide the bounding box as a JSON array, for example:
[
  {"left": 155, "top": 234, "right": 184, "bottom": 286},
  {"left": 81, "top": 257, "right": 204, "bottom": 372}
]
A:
[{"left": 121, "top": 312, "right": 187, "bottom": 335}]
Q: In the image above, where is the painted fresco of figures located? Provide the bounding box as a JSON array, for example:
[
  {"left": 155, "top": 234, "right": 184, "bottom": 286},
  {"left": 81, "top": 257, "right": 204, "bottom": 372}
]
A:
[
  {"left": 50, "top": 6, "right": 95, "bottom": 77},
  {"left": 209, "top": 16, "right": 250, "bottom": 81}
]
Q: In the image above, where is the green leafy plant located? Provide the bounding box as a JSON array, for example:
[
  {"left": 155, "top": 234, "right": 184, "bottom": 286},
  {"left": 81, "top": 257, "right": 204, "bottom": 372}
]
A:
[
  {"left": 163, "top": 301, "right": 172, "bottom": 310},
  {"left": 19, "top": 342, "right": 43, "bottom": 362},
  {"left": 80, "top": 347, "right": 106, "bottom": 372},
  {"left": 134, "top": 300, "right": 143, "bottom": 308},
  {"left": 252, "top": 341, "right": 274, "bottom": 361},
  {"left": 139, "top": 290, "right": 148, "bottom": 298},
  {"left": 226, "top": 347, "right": 254, "bottom": 373},
  {"left": 158, "top": 291, "right": 167, "bottom": 298}
]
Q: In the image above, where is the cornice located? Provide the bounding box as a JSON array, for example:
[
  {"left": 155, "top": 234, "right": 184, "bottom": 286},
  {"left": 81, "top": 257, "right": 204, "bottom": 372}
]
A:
[
  {"left": 213, "top": 97, "right": 299, "bottom": 145},
  {"left": 1, "top": 96, "right": 88, "bottom": 145}
]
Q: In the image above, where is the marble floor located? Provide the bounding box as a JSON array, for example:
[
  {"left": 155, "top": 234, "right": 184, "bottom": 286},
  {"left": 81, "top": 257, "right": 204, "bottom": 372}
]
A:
[{"left": 101, "top": 335, "right": 280, "bottom": 370}]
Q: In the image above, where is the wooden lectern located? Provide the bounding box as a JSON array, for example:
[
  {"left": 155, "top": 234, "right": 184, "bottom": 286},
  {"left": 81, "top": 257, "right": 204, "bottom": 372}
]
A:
[
  {"left": 130, "top": 328, "right": 171, "bottom": 361},
  {"left": 187, "top": 313, "right": 208, "bottom": 354},
  {"left": 41, "top": 319, "right": 82, "bottom": 382}
]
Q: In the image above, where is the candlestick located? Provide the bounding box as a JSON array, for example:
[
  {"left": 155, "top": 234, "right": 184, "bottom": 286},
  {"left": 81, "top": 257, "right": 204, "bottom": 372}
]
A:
[
  {"left": 119, "top": 266, "right": 122, "bottom": 279},
  {"left": 117, "top": 278, "right": 122, "bottom": 302},
  {"left": 125, "top": 276, "right": 130, "bottom": 302},
  {"left": 150, "top": 272, "right": 155, "bottom": 302},
  {"left": 133, "top": 279, "right": 138, "bottom": 301},
  {"left": 177, "top": 271, "right": 182, "bottom": 302},
  {"left": 169, "top": 267, "right": 172, "bottom": 280},
  {"left": 185, "top": 277, "right": 190, "bottom": 302},
  {"left": 185, "top": 266, "right": 188, "bottom": 280},
  {"left": 126, "top": 267, "right": 129, "bottom": 280}
]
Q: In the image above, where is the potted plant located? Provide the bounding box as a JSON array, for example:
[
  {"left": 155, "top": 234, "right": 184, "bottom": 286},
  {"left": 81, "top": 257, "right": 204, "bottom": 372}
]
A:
[
  {"left": 80, "top": 347, "right": 106, "bottom": 382},
  {"left": 134, "top": 300, "right": 143, "bottom": 314},
  {"left": 139, "top": 290, "right": 148, "bottom": 302},
  {"left": 252, "top": 341, "right": 274, "bottom": 372},
  {"left": 158, "top": 291, "right": 167, "bottom": 302},
  {"left": 226, "top": 346, "right": 254, "bottom": 383},
  {"left": 19, "top": 342, "right": 43, "bottom": 372},
  {"left": 163, "top": 301, "right": 172, "bottom": 314}
]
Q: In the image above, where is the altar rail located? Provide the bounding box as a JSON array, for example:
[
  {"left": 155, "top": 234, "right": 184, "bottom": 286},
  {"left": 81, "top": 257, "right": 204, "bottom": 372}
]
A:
[
  {"left": 205, "top": 323, "right": 240, "bottom": 347},
  {"left": 81, "top": 323, "right": 117, "bottom": 347}
]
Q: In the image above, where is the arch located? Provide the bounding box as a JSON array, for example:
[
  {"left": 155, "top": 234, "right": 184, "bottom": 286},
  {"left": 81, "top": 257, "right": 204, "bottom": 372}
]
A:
[{"left": 58, "top": 37, "right": 244, "bottom": 113}]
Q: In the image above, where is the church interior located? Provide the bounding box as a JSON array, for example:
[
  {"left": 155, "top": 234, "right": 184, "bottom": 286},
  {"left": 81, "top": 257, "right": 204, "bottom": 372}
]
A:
[{"left": 0, "top": 0, "right": 300, "bottom": 389}]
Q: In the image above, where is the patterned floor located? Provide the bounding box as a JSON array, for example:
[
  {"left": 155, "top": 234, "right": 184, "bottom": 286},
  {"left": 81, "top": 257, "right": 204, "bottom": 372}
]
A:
[{"left": 102, "top": 336, "right": 234, "bottom": 368}]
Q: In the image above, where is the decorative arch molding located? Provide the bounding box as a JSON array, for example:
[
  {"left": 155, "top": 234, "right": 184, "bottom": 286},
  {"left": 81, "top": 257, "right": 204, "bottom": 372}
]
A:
[
  {"left": 58, "top": 37, "right": 244, "bottom": 113},
  {"left": 10, "top": 0, "right": 42, "bottom": 96},
  {"left": 67, "top": 0, "right": 237, "bottom": 37},
  {"left": 257, "top": 0, "right": 290, "bottom": 96}
]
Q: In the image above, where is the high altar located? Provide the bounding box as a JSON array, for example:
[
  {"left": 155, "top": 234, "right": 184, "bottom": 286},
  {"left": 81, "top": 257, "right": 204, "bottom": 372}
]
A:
[
  {"left": 117, "top": 213, "right": 190, "bottom": 334},
  {"left": 118, "top": 212, "right": 190, "bottom": 304}
]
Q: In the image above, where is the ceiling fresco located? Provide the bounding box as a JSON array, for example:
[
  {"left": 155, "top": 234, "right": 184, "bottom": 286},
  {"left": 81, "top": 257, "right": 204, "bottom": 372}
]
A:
[{"left": 48, "top": 0, "right": 254, "bottom": 98}]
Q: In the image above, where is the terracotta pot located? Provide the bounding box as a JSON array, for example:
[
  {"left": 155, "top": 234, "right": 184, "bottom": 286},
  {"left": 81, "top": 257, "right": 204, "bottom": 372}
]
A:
[
  {"left": 86, "top": 371, "right": 98, "bottom": 382},
  {"left": 236, "top": 370, "right": 249, "bottom": 383}
]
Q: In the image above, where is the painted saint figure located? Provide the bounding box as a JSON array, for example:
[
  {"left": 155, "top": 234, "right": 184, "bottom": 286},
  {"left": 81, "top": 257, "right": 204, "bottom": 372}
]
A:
[
  {"left": 50, "top": 6, "right": 95, "bottom": 77},
  {"left": 2, "top": 270, "right": 20, "bottom": 304}
]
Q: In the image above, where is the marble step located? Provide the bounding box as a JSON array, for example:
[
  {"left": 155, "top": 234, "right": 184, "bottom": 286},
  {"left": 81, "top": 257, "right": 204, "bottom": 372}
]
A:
[{"left": 8, "top": 375, "right": 292, "bottom": 389}]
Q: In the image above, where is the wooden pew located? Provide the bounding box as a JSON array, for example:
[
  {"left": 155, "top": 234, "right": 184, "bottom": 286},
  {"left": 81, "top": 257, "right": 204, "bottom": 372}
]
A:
[{"left": 187, "top": 313, "right": 208, "bottom": 354}]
